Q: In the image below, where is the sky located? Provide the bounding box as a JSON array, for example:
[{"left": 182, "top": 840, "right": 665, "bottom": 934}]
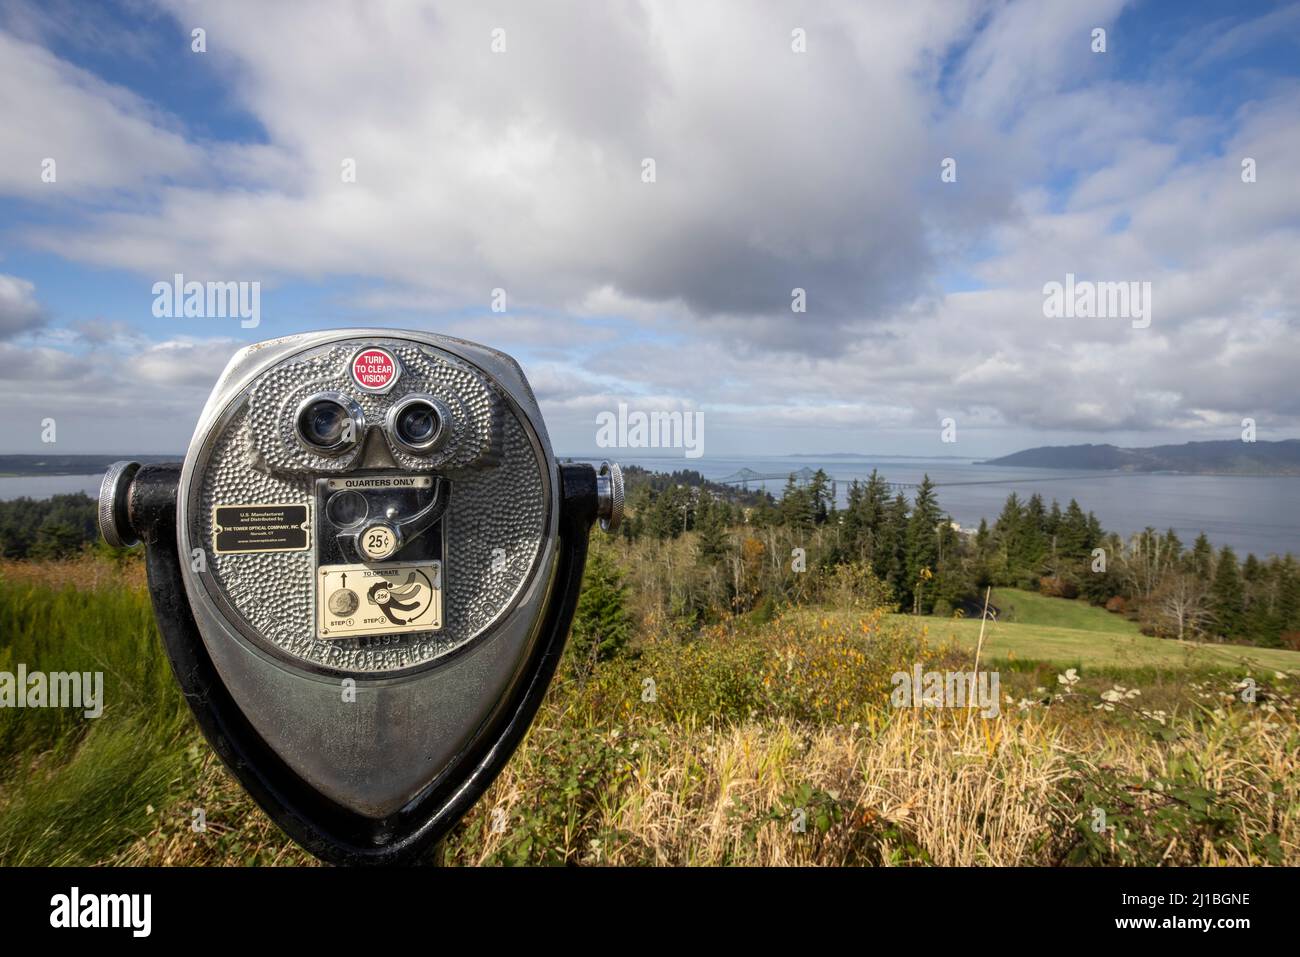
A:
[{"left": 0, "top": 0, "right": 1297, "bottom": 459}]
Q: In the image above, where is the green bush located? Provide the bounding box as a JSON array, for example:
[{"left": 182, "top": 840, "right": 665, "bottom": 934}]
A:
[{"left": 567, "top": 547, "right": 633, "bottom": 675}]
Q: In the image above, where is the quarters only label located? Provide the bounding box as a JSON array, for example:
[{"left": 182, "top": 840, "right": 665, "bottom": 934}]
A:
[
  {"left": 317, "top": 561, "right": 443, "bottom": 639},
  {"left": 324, "top": 475, "right": 433, "bottom": 491},
  {"left": 213, "top": 504, "right": 311, "bottom": 554}
]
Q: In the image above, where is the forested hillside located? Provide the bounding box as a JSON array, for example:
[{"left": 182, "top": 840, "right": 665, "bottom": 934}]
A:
[{"left": 619, "top": 468, "right": 1300, "bottom": 649}]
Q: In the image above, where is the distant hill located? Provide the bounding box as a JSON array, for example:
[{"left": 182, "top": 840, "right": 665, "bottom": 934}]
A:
[
  {"left": 0, "top": 454, "right": 180, "bottom": 477},
  {"left": 788, "top": 453, "right": 970, "bottom": 460},
  {"left": 978, "top": 440, "right": 1300, "bottom": 476}
]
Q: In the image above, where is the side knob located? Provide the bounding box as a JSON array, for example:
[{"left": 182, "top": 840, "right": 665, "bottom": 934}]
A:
[
  {"left": 98, "top": 461, "right": 141, "bottom": 548},
  {"left": 596, "top": 461, "right": 624, "bottom": 533}
]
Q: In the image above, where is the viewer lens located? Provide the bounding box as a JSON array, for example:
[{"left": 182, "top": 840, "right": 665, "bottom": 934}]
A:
[
  {"left": 301, "top": 400, "right": 347, "bottom": 446},
  {"left": 387, "top": 396, "right": 446, "bottom": 453},
  {"left": 296, "top": 395, "right": 360, "bottom": 453},
  {"left": 397, "top": 403, "right": 438, "bottom": 444}
]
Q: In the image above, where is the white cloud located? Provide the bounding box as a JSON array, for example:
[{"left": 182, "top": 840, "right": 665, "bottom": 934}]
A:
[
  {"left": 0, "top": 0, "right": 1296, "bottom": 453},
  {"left": 0, "top": 30, "right": 201, "bottom": 196},
  {"left": 22, "top": 0, "right": 986, "bottom": 346},
  {"left": 0, "top": 273, "right": 46, "bottom": 337}
]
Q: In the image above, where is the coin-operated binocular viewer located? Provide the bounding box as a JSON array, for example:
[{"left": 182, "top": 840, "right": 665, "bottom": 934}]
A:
[{"left": 99, "top": 330, "right": 623, "bottom": 864}]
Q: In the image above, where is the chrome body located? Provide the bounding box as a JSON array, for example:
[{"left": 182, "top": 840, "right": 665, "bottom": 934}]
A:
[{"left": 174, "top": 329, "right": 560, "bottom": 819}]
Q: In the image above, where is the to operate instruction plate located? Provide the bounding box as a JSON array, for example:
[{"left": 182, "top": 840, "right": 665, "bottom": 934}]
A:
[{"left": 316, "top": 560, "right": 442, "bottom": 639}]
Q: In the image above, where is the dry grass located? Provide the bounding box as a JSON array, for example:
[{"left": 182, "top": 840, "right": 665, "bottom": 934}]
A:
[
  {"left": 91, "top": 680, "right": 1300, "bottom": 868},
  {"left": 451, "top": 701, "right": 1299, "bottom": 867},
  {"left": 0, "top": 554, "right": 146, "bottom": 591},
  {"left": 5, "top": 556, "right": 1296, "bottom": 867}
]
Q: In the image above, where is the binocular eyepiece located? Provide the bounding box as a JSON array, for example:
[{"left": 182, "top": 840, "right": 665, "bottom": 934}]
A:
[
  {"left": 99, "top": 330, "right": 622, "bottom": 865},
  {"left": 292, "top": 391, "right": 453, "bottom": 457}
]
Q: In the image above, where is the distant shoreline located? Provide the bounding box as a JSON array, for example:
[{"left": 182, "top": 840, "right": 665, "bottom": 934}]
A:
[
  {"left": 0, "top": 455, "right": 180, "bottom": 477},
  {"left": 973, "top": 464, "right": 1300, "bottom": 478},
  {"left": 977, "top": 439, "right": 1300, "bottom": 477},
  {"left": 3, "top": 447, "right": 1298, "bottom": 479}
]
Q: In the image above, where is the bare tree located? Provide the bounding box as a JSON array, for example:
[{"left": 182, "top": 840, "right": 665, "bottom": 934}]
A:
[
  {"left": 1122, "top": 528, "right": 1173, "bottom": 602},
  {"left": 1151, "top": 572, "right": 1213, "bottom": 641}
]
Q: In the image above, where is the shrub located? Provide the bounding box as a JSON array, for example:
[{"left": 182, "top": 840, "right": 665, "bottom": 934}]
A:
[
  {"left": 567, "top": 547, "right": 633, "bottom": 675},
  {"left": 1039, "top": 576, "right": 1078, "bottom": 599}
]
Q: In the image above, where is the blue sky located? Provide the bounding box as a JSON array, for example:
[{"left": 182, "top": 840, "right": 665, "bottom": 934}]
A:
[{"left": 1, "top": 0, "right": 1297, "bottom": 457}]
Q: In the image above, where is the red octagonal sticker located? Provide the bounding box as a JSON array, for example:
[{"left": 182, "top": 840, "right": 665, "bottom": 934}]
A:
[{"left": 351, "top": 347, "right": 400, "bottom": 392}]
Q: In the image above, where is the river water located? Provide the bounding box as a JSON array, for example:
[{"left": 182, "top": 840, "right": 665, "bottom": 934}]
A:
[
  {"left": 583, "top": 455, "right": 1300, "bottom": 559},
  {"left": 4, "top": 457, "right": 1297, "bottom": 558}
]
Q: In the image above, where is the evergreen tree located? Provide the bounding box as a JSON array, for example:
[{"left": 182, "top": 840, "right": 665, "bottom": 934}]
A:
[
  {"left": 779, "top": 475, "right": 813, "bottom": 531},
  {"left": 1058, "top": 499, "right": 1091, "bottom": 560},
  {"left": 1046, "top": 500, "right": 1063, "bottom": 540},
  {"left": 569, "top": 548, "right": 632, "bottom": 671},
  {"left": 841, "top": 480, "right": 866, "bottom": 561},
  {"left": 876, "top": 493, "right": 910, "bottom": 606},
  {"left": 992, "top": 493, "right": 1023, "bottom": 583},
  {"left": 905, "top": 476, "right": 941, "bottom": 613},
  {"left": 932, "top": 518, "right": 969, "bottom": 613},
  {"left": 1188, "top": 533, "right": 1214, "bottom": 578},
  {"left": 644, "top": 489, "right": 673, "bottom": 540},
  {"left": 694, "top": 491, "right": 730, "bottom": 565},
  {"left": 1085, "top": 512, "right": 1104, "bottom": 550},
  {"left": 1278, "top": 557, "right": 1300, "bottom": 633},
  {"left": 861, "top": 470, "right": 890, "bottom": 566},
  {"left": 1020, "top": 494, "right": 1048, "bottom": 579},
  {"left": 29, "top": 519, "right": 84, "bottom": 560},
  {"left": 969, "top": 517, "right": 994, "bottom": 589},
  {"left": 1163, "top": 528, "right": 1183, "bottom": 564},
  {"left": 1210, "top": 546, "right": 1245, "bottom": 639},
  {"left": 0, "top": 494, "right": 98, "bottom": 559},
  {"left": 749, "top": 493, "right": 778, "bottom": 527},
  {"left": 1240, "top": 554, "right": 1274, "bottom": 645},
  {"left": 808, "top": 469, "right": 831, "bottom": 525}
]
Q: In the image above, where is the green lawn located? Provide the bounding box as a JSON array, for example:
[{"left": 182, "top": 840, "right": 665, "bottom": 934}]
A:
[
  {"left": 905, "top": 614, "right": 1300, "bottom": 673},
  {"left": 822, "top": 588, "right": 1300, "bottom": 674},
  {"left": 986, "top": 588, "right": 1141, "bottom": 634}
]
